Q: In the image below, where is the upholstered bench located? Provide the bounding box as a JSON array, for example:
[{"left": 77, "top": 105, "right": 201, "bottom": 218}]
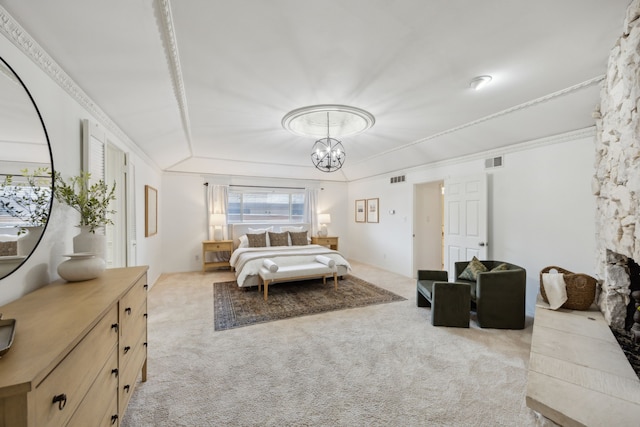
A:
[
  {"left": 258, "top": 259, "right": 337, "bottom": 301},
  {"left": 416, "top": 270, "right": 470, "bottom": 327}
]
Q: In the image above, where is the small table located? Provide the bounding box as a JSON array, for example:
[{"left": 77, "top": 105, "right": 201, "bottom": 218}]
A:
[
  {"left": 202, "top": 240, "right": 233, "bottom": 271},
  {"left": 311, "top": 236, "right": 339, "bottom": 251}
]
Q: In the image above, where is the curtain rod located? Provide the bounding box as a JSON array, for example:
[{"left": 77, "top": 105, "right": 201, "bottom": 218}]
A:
[{"left": 204, "top": 183, "right": 305, "bottom": 190}]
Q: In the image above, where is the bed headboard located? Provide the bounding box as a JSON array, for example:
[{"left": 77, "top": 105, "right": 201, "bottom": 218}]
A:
[{"left": 230, "top": 223, "right": 310, "bottom": 249}]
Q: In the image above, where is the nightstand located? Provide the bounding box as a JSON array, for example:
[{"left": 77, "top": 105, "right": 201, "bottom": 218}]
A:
[
  {"left": 311, "top": 236, "right": 339, "bottom": 251},
  {"left": 202, "top": 240, "right": 233, "bottom": 271}
]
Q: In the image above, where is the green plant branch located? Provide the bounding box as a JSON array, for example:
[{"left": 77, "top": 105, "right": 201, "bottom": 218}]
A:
[{"left": 53, "top": 171, "right": 116, "bottom": 233}]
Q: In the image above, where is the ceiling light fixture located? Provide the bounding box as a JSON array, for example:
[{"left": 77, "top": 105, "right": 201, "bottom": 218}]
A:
[
  {"left": 310, "top": 112, "right": 346, "bottom": 172},
  {"left": 282, "top": 104, "right": 374, "bottom": 173},
  {"left": 469, "top": 75, "right": 492, "bottom": 90}
]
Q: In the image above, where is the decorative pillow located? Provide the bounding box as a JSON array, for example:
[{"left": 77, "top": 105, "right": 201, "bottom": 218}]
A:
[
  {"left": 315, "top": 255, "right": 335, "bottom": 268},
  {"left": 268, "top": 231, "right": 289, "bottom": 247},
  {"left": 280, "top": 226, "right": 305, "bottom": 245},
  {"left": 262, "top": 258, "right": 278, "bottom": 273},
  {"left": 247, "top": 232, "right": 267, "bottom": 248},
  {"left": 458, "top": 256, "right": 488, "bottom": 281},
  {"left": 238, "top": 235, "right": 249, "bottom": 248},
  {"left": 248, "top": 227, "right": 273, "bottom": 246},
  {"left": 491, "top": 263, "right": 509, "bottom": 272},
  {"left": 289, "top": 231, "right": 309, "bottom": 246}
]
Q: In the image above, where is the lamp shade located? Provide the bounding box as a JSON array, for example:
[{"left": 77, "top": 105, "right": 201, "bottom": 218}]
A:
[
  {"left": 318, "top": 213, "right": 331, "bottom": 224},
  {"left": 210, "top": 213, "right": 226, "bottom": 226}
]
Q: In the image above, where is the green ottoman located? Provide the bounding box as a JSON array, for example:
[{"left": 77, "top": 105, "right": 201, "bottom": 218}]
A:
[{"left": 431, "top": 282, "right": 471, "bottom": 328}]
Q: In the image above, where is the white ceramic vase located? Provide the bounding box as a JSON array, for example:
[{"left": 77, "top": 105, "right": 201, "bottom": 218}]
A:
[
  {"left": 57, "top": 253, "right": 106, "bottom": 282},
  {"left": 73, "top": 226, "right": 107, "bottom": 262},
  {"left": 17, "top": 226, "right": 44, "bottom": 256}
]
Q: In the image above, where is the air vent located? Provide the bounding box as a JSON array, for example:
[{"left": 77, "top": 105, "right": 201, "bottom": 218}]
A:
[
  {"left": 390, "top": 175, "right": 406, "bottom": 184},
  {"left": 485, "top": 156, "right": 503, "bottom": 169}
]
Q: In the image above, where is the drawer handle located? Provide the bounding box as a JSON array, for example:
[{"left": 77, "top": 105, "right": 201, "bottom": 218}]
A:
[
  {"left": 125, "top": 307, "right": 132, "bottom": 315},
  {"left": 52, "top": 393, "right": 67, "bottom": 410},
  {"left": 111, "top": 415, "right": 119, "bottom": 425},
  {"left": 124, "top": 346, "right": 131, "bottom": 354},
  {"left": 124, "top": 384, "right": 131, "bottom": 393},
  {"left": 111, "top": 368, "right": 119, "bottom": 377},
  {"left": 111, "top": 323, "right": 119, "bottom": 333}
]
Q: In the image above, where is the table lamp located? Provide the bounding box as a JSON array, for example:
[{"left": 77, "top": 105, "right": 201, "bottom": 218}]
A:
[
  {"left": 210, "top": 213, "right": 226, "bottom": 241},
  {"left": 318, "top": 213, "right": 331, "bottom": 237}
]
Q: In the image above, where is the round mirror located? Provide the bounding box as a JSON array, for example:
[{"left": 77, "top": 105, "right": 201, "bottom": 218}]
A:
[{"left": 0, "top": 56, "right": 53, "bottom": 279}]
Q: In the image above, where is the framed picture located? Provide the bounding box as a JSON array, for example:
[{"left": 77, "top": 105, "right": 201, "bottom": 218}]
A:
[
  {"left": 145, "top": 185, "right": 158, "bottom": 237},
  {"left": 366, "top": 198, "right": 379, "bottom": 223},
  {"left": 355, "top": 199, "right": 366, "bottom": 223}
]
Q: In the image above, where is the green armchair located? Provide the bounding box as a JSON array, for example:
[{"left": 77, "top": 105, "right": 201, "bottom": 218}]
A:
[{"left": 453, "top": 260, "right": 526, "bottom": 329}]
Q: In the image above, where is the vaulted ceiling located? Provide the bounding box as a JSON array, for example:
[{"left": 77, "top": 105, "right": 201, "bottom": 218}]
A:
[{"left": 0, "top": 0, "right": 631, "bottom": 181}]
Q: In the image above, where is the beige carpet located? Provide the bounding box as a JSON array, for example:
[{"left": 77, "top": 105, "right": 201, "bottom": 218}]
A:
[{"left": 121, "top": 261, "right": 552, "bottom": 427}]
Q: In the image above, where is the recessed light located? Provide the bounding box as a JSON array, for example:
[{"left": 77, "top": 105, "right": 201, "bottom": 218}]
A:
[{"left": 469, "top": 75, "right": 492, "bottom": 91}]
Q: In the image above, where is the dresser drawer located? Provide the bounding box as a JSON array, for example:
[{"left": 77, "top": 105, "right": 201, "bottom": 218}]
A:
[
  {"left": 120, "top": 275, "right": 147, "bottom": 333},
  {"left": 66, "top": 348, "right": 118, "bottom": 427},
  {"left": 34, "top": 305, "right": 118, "bottom": 427},
  {"left": 119, "top": 330, "right": 147, "bottom": 413},
  {"left": 120, "top": 304, "right": 147, "bottom": 374}
]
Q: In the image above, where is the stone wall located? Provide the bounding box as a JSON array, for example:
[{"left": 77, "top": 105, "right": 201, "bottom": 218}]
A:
[{"left": 594, "top": 0, "right": 640, "bottom": 329}]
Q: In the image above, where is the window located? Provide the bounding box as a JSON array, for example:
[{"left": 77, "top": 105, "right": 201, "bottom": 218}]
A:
[
  {"left": 0, "top": 173, "right": 52, "bottom": 229},
  {"left": 227, "top": 188, "right": 305, "bottom": 223}
]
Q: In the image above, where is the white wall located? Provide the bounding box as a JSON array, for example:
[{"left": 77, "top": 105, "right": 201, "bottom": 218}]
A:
[
  {"left": 347, "top": 134, "right": 597, "bottom": 316},
  {"left": 0, "top": 35, "right": 163, "bottom": 306},
  {"left": 160, "top": 173, "right": 348, "bottom": 273}
]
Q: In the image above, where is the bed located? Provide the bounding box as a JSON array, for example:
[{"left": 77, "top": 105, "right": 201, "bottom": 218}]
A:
[{"left": 229, "top": 223, "right": 350, "bottom": 287}]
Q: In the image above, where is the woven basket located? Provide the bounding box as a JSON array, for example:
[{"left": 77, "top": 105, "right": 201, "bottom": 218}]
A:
[{"left": 539, "top": 266, "right": 597, "bottom": 310}]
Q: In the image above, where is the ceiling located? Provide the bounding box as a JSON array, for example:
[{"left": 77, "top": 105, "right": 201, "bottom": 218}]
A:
[{"left": 0, "top": 0, "right": 631, "bottom": 182}]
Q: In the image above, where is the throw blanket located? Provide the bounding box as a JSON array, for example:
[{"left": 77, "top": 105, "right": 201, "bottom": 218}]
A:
[
  {"left": 230, "top": 245, "right": 351, "bottom": 287},
  {"left": 541, "top": 272, "right": 568, "bottom": 310}
]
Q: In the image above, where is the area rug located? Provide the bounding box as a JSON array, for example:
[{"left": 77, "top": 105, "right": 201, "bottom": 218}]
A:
[{"left": 213, "top": 275, "right": 406, "bottom": 331}]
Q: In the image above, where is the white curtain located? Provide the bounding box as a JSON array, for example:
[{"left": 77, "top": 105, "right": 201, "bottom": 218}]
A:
[
  {"left": 205, "top": 184, "right": 229, "bottom": 262},
  {"left": 305, "top": 188, "right": 319, "bottom": 236}
]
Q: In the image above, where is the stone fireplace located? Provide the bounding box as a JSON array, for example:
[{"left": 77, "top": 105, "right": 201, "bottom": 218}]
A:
[{"left": 594, "top": 0, "right": 640, "bottom": 332}]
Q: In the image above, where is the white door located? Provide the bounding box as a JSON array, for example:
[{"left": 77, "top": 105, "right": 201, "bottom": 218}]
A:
[{"left": 443, "top": 173, "right": 488, "bottom": 276}]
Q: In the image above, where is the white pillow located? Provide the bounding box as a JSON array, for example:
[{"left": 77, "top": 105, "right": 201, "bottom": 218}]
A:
[
  {"left": 280, "top": 226, "right": 304, "bottom": 233},
  {"left": 238, "top": 235, "right": 249, "bottom": 248},
  {"left": 315, "top": 255, "right": 335, "bottom": 268},
  {"left": 263, "top": 258, "right": 279, "bottom": 272},
  {"left": 248, "top": 227, "right": 274, "bottom": 233},
  {"left": 248, "top": 227, "right": 273, "bottom": 246}
]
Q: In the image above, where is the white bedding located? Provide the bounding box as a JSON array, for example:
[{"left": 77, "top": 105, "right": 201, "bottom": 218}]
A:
[{"left": 230, "top": 244, "right": 350, "bottom": 287}]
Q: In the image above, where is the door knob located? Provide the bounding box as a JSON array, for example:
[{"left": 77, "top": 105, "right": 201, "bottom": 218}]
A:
[{"left": 479, "top": 242, "right": 487, "bottom": 247}]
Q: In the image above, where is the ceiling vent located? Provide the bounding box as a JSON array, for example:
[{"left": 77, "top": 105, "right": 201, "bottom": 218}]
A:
[
  {"left": 390, "top": 175, "right": 406, "bottom": 184},
  {"left": 485, "top": 156, "right": 503, "bottom": 169}
]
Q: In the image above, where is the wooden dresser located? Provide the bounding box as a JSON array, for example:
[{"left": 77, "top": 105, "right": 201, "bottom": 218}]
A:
[{"left": 0, "top": 266, "right": 148, "bottom": 427}]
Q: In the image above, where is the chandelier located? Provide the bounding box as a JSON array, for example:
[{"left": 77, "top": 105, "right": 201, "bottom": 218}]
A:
[
  {"left": 281, "top": 104, "right": 375, "bottom": 173},
  {"left": 310, "top": 113, "right": 346, "bottom": 172}
]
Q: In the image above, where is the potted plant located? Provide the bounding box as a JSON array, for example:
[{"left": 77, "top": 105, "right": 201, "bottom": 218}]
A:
[
  {"left": 53, "top": 171, "right": 116, "bottom": 260},
  {"left": 0, "top": 167, "right": 53, "bottom": 255}
]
